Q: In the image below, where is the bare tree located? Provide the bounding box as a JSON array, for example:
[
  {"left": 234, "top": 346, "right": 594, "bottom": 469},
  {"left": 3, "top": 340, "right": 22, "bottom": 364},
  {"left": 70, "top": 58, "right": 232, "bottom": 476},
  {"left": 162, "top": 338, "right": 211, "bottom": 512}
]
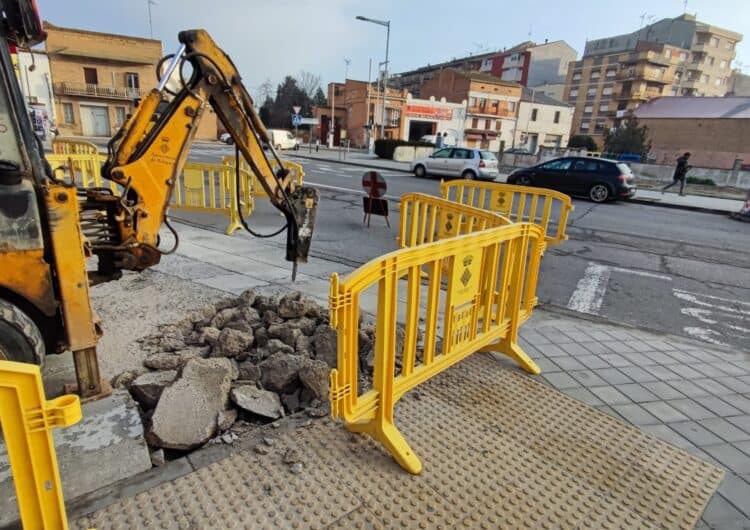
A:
[
  {"left": 298, "top": 71, "right": 321, "bottom": 98},
  {"left": 255, "top": 77, "right": 274, "bottom": 103}
]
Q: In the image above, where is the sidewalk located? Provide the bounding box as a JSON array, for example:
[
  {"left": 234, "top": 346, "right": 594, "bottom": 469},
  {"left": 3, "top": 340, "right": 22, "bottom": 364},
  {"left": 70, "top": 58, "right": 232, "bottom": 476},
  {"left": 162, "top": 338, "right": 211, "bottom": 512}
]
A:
[
  {"left": 289, "top": 149, "right": 745, "bottom": 215},
  {"left": 54, "top": 222, "right": 750, "bottom": 529}
]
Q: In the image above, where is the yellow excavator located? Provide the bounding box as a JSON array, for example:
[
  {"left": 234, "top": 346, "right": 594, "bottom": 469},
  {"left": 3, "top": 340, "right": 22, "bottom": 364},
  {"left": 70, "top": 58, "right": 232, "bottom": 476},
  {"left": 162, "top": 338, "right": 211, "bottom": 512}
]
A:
[{"left": 0, "top": 0, "right": 319, "bottom": 398}]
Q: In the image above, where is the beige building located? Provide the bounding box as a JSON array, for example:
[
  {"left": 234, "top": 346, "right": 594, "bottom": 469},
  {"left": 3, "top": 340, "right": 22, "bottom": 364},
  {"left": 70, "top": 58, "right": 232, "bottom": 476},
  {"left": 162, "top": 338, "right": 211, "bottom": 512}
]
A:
[
  {"left": 564, "top": 14, "right": 742, "bottom": 147},
  {"left": 515, "top": 88, "right": 573, "bottom": 154},
  {"left": 45, "top": 22, "right": 217, "bottom": 140},
  {"left": 421, "top": 69, "right": 521, "bottom": 151},
  {"left": 633, "top": 96, "right": 750, "bottom": 169}
]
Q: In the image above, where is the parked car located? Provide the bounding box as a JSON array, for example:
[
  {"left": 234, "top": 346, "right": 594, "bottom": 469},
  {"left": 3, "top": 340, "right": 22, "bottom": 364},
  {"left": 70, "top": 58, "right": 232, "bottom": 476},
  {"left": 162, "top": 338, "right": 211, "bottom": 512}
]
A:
[
  {"left": 506, "top": 156, "right": 637, "bottom": 203},
  {"left": 411, "top": 147, "right": 499, "bottom": 180}
]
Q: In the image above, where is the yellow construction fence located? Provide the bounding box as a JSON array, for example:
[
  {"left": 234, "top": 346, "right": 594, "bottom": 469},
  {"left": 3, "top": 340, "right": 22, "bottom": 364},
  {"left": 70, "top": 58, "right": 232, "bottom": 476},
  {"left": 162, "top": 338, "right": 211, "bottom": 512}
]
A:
[
  {"left": 440, "top": 179, "right": 574, "bottom": 247},
  {"left": 329, "top": 193, "right": 545, "bottom": 474},
  {"left": 0, "top": 361, "right": 81, "bottom": 530},
  {"left": 221, "top": 155, "right": 305, "bottom": 198}
]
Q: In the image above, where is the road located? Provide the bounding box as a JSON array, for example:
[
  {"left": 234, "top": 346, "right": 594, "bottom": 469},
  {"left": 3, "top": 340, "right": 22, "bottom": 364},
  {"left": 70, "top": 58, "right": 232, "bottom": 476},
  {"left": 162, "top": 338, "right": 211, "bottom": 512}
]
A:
[{"left": 172, "top": 145, "right": 750, "bottom": 352}]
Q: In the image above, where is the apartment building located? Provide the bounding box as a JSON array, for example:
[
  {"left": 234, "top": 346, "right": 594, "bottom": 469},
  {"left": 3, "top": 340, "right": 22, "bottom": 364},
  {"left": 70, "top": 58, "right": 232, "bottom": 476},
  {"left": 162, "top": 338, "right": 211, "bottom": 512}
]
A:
[
  {"left": 393, "top": 40, "right": 576, "bottom": 97},
  {"left": 564, "top": 14, "right": 742, "bottom": 147},
  {"left": 44, "top": 22, "right": 217, "bottom": 140},
  {"left": 515, "top": 87, "right": 573, "bottom": 154},
  {"left": 421, "top": 69, "right": 521, "bottom": 151}
]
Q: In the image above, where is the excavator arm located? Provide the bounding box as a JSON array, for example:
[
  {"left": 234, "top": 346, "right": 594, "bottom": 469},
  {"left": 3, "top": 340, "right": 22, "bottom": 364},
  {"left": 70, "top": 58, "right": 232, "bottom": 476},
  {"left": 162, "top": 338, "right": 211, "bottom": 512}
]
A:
[{"left": 92, "top": 29, "right": 318, "bottom": 280}]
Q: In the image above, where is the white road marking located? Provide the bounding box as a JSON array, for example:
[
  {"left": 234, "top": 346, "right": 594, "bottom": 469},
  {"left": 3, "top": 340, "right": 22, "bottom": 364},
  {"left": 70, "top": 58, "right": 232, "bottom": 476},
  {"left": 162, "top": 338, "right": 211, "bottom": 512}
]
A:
[
  {"left": 567, "top": 263, "right": 611, "bottom": 315},
  {"left": 676, "top": 289, "right": 750, "bottom": 346},
  {"left": 683, "top": 327, "right": 728, "bottom": 346},
  {"left": 611, "top": 267, "right": 672, "bottom": 281},
  {"left": 567, "top": 262, "right": 671, "bottom": 315},
  {"left": 674, "top": 289, "right": 750, "bottom": 307},
  {"left": 305, "top": 181, "right": 401, "bottom": 201}
]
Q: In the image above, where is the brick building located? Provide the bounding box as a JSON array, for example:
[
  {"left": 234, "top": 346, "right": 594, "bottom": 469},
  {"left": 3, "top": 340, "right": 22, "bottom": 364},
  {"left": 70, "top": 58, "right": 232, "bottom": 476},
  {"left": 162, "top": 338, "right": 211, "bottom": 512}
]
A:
[
  {"left": 564, "top": 14, "right": 742, "bottom": 148},
  {"left": 421, "top": 70, "right": 522, "bottom": 151},
  {"left": 633, "top": 96, "right": 750, "bottom": 169},
  {"left": 44, "top": 22, "right": 217, "bottom": 140}
]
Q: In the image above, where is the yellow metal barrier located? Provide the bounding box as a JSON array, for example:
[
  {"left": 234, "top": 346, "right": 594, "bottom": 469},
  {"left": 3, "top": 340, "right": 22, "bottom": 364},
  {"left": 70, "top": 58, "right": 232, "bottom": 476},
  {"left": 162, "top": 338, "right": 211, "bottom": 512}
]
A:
[
  {"left": 398, "top": 192, "right": 511, "bottom": 248},
  {"left": 46, "top": 153, "right": 115, "bottom": 191},
  {"left": 329, "top": 194, "right": 545, "bottom": 474},
  {"left": 222, "top": 156, "right": 305, "bottom": 198},
  {"left": 52, "top": 138, "right": 100, "bottom": 155},
  {"left": 0, "top": 360, "right": 82, "bottom": 530},
  {"left": 171, "top": 162, "right": 255, "bottom": 235},
  {"left": 440, "top": 179, "right": 574, "bottom": 247}
]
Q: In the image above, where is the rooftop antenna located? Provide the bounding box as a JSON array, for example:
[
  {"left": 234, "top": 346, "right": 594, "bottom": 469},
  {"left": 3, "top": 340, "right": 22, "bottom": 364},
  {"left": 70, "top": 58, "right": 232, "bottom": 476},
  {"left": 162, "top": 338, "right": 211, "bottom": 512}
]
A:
[
  {"left": 683, "top": 0, "right": 688, "bottom": 13},
  {"left": 344, "top": 57, "right": 350, "bottom": 80},
  {"left": 528, "top": 24, "right": 532, "bottom": 41},
  {"left": 147, "top": 0, "right": 157, "bottom": 38}
]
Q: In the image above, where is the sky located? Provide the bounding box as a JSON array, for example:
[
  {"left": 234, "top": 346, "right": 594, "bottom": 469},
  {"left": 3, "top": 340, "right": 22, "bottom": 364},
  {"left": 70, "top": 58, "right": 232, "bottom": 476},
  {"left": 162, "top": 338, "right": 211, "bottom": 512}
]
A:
[{"left": 37, "top": 0, "right": 750, "bottom": 100}]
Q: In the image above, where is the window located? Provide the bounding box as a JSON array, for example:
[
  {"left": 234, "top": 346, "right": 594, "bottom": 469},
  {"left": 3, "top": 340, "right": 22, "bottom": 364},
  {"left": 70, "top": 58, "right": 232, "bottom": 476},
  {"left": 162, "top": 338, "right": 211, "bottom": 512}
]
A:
[
  {"left": 720, "top": 59, "right": 727, "bottom": 69},
  {"left": 715, "top": 78, "right": 722, "bottom": 86},
  {"left": 583, "top": 105, "right": 593, "bottom": 114},
  {"left": 115, "top": 106, "right": 126, "bottom": 125},
  {"left": 591, "top": 71, "right": 600, "bottom": 79},
  {"left": 62, "top": 102, "right": 74, "bottom": 123},
  {"left": 508, "top": 101, "right": 516, "bottom": 112},
  {"left": 701, "top": 74, "right": 709, "bottom": 83},
  {"left": 451, "top": 149, "right": 472, "bottom": 160},
  {"left": 706, "top": 56, "right": 715, "bottom": 66},
  {"left": 485, "top": 119, "right": 491, "bottom": 129},
  {"left": 599, "top": 104, "right": 609, "bottom": 113},
  {"left": 580, "top": 122, "right": 590, "bottom": 131},
  {"left": 602, "top": 87, "right": 613, "bottom": 96},
  {"left": 468, "top": 97, "right": 476, "bottom": 106},
  {"left": 431, "top": 148, "right": 453, "bottom": 158},
  {"left": 710, "top": 36, "right": 719, "bottom": 48},
  {"left": 606, "top": 69, "right": 617, "bottom": 77},
  {"left": 471, "top": 118, "right": 478, "bottom": 128},
  {"left": 572, "top": 159, "right": 599, "bottom": 171},
  {"left": 569, "top": 89, "right": 578, "bottom": 97},
  {"left": 572, "top": 72, "right": 581, "bottom": 81},
  {"left": 664, "top": 49, "right": 672, "bottom": 58},
  {"left": 679, "top": 52, "right": 688, "bottom": 62},
  {"left": 541, "top": 159, "right": 572, "bottom": 171},
  {"left": 495, "top": 120, "right": 502, "bottom": 131},
  {"left": 530, "top": 109, "right": 538, "bottom": 121},
  {"left": 587, "top": 88, "right": 597, "bottom": 96},
  {"left": 83, "top": 67, "right": 98, "bottom": 85},
  {"left": 726, "top": 41, "right": 734, "bottom": 50},
  {"left": 553, "top": 111, "right": 560, "bottom": 124},
  {"left": 125, "top": 72, "right": 140, "bottom": 89}
]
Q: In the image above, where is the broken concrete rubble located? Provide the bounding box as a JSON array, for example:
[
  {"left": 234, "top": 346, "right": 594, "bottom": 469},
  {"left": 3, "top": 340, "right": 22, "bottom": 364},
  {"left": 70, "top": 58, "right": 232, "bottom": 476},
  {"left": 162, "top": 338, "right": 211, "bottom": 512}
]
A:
[{"left": 121, "top": 289, "right": 375, "bottom": 461}]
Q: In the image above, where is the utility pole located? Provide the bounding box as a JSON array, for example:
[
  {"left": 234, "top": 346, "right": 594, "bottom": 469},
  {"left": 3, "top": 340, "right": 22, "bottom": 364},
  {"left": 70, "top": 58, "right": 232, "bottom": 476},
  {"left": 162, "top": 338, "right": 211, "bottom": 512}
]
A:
[
  {"left": 147, "top": 0, "right": 157, "bottom": 38},
  {"left": 355, "top": 16, "right": 390, "bottom": 141},
  {"left": 328, "top": 81, "right": 335, "bottom": 148},
  {"left": 366, "top": 58, "right": 373, "bottom": 153}
]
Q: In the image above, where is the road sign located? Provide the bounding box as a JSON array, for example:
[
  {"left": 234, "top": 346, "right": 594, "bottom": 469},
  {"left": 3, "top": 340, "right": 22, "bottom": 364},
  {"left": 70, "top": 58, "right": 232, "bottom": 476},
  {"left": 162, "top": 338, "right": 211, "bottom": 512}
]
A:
[
  {"left": 298, "top": 117, "right": 319, "bottom": 126},
  {"left": 292, "top": 105, "right": 302, "bottom": 114},
  {"left": 291, "top": 114, "right": 302, "bottom": 127},
  {"left": 362, "top": 171, "right": 387, "bottom": 198}
]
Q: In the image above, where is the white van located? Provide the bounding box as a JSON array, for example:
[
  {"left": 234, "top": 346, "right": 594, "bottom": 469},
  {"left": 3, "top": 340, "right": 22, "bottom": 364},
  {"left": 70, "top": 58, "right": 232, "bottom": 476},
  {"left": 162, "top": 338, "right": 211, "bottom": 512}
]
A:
[
  {"left": 420, "top": 133, "right": 457, "bottom": 147},
  {"left": 267, "top": 129, "right": 299, "bottom": 150}
]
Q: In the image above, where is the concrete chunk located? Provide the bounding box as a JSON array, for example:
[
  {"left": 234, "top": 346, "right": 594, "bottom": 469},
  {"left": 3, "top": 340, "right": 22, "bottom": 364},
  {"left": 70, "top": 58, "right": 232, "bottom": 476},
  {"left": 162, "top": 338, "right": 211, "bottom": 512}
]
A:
[
  {"left": 231, "top": 385, "right": 284, "bottom": 419},
  {"left": 130, "top": 370, "right": 177, "bottom": 409}
]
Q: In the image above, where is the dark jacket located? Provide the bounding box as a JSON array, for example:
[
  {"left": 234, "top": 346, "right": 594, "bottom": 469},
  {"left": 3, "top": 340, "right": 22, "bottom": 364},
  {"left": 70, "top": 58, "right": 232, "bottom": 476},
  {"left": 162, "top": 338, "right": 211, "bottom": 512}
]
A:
[{"left": 674, "top": 156, "right": 690, "bottom": 179}]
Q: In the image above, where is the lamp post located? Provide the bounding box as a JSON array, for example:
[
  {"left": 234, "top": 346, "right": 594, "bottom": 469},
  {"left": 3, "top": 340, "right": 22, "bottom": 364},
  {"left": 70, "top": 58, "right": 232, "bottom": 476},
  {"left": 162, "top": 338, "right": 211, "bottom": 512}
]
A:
[{"left": 356, "top": 15, "right": 390, "bottom": 141}]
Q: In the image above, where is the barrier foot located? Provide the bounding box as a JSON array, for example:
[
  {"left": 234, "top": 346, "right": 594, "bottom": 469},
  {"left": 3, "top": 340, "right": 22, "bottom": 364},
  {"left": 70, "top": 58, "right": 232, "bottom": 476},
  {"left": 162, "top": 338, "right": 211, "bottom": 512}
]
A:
[
  {"left": 481, "top": 339, "right": 541, "bottom": 375},
  {"left": 346, "top": 419, "right": 423, "bottom": 475},
  {"left": 225, "top": 218, "right": 244, "bottom": 236}
]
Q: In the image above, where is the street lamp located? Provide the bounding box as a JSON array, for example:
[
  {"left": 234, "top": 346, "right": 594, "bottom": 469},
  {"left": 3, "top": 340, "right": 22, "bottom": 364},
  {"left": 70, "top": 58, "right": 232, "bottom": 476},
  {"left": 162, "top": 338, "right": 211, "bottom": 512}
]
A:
[{"left": 356, "top": 15, "right": 390, "bottom": 141}]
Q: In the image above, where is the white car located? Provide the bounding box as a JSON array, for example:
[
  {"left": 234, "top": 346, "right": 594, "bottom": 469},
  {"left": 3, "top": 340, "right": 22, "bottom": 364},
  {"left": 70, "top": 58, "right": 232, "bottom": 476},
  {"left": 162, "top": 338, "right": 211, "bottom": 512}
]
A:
[{"left": 411, "top": 147, "right": 499, "bottom": 180}]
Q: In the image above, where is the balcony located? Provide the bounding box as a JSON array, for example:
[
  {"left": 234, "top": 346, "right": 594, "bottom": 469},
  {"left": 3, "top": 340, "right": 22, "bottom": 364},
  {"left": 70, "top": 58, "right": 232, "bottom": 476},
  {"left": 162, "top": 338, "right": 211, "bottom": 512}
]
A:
[
  {"left": 53, "top": 82, "right": 146, "bottom": 100},
  {"left": 466, "top": 105, "right": 513, "bottom": 117}
]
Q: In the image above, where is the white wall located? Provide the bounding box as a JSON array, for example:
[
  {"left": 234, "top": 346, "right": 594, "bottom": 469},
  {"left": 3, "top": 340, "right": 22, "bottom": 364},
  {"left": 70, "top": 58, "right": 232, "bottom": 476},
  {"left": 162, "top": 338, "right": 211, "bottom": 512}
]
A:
[
  {"left": 401, "top": 94, "right": 466, "bottom": 145},
  {"left": 514, "top": 101, "right": 573, "bottom": 153}
]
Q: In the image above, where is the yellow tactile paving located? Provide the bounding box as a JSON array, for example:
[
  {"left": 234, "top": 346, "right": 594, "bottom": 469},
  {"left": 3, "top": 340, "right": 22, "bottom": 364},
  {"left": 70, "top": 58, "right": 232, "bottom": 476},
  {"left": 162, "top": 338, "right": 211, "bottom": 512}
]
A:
[{"left": 73, "top": 354, "right": 723, "bottom": 529}]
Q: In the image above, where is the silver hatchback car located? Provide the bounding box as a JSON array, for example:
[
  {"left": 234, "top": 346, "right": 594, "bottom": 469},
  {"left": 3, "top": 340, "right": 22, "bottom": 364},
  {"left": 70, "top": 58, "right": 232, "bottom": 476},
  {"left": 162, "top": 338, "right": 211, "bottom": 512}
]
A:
[{"left": 411, "top": 147, "right": 499, "bottom": 180}]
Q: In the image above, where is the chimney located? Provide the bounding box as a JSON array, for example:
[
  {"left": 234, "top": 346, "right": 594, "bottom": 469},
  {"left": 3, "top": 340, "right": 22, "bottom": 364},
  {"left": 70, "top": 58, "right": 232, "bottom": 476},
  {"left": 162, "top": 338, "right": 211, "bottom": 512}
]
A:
[{"left": 545, "top": 38, "right": 548, "bottom": 44}]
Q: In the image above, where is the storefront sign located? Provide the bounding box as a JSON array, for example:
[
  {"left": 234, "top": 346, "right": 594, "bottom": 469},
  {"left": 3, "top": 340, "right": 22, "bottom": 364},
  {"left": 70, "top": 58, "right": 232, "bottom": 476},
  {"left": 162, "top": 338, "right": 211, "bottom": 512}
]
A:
[{"left": 404, "top": 104, "right": 453, "bottom": 120}]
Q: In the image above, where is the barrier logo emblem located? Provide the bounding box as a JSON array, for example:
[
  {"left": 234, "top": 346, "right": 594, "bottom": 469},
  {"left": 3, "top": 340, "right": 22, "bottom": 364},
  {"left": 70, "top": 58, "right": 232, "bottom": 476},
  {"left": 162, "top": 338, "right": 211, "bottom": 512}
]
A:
[{"left": 460, "top": 255, "right": 474, "bottom": 286}]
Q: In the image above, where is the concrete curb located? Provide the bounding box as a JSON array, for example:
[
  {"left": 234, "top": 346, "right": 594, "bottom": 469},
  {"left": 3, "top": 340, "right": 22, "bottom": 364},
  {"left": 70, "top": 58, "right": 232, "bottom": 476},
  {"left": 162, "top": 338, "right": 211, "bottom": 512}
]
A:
[
  {"left": 627, "top": 197, "right": 735, "bottom": 216},
  {"left": 289, "top": 153, "right": 412, "bottom": 173}
]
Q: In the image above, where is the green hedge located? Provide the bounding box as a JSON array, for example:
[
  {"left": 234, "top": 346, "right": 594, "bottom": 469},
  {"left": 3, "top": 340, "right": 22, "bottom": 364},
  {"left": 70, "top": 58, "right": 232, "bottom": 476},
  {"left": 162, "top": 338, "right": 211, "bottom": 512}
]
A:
[
  {"left": 374, "top": 139, "right": 434, "bottom": 159},
  {"left": 686, "top": 177, "right": 716, "bottom": 186}
]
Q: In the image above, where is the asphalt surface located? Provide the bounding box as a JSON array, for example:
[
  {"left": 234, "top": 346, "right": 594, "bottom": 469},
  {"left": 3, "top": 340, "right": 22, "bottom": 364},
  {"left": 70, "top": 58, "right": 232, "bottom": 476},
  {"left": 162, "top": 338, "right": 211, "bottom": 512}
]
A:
[{"left": 172, "top": 145, "right": 750, "bottom": 352}]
